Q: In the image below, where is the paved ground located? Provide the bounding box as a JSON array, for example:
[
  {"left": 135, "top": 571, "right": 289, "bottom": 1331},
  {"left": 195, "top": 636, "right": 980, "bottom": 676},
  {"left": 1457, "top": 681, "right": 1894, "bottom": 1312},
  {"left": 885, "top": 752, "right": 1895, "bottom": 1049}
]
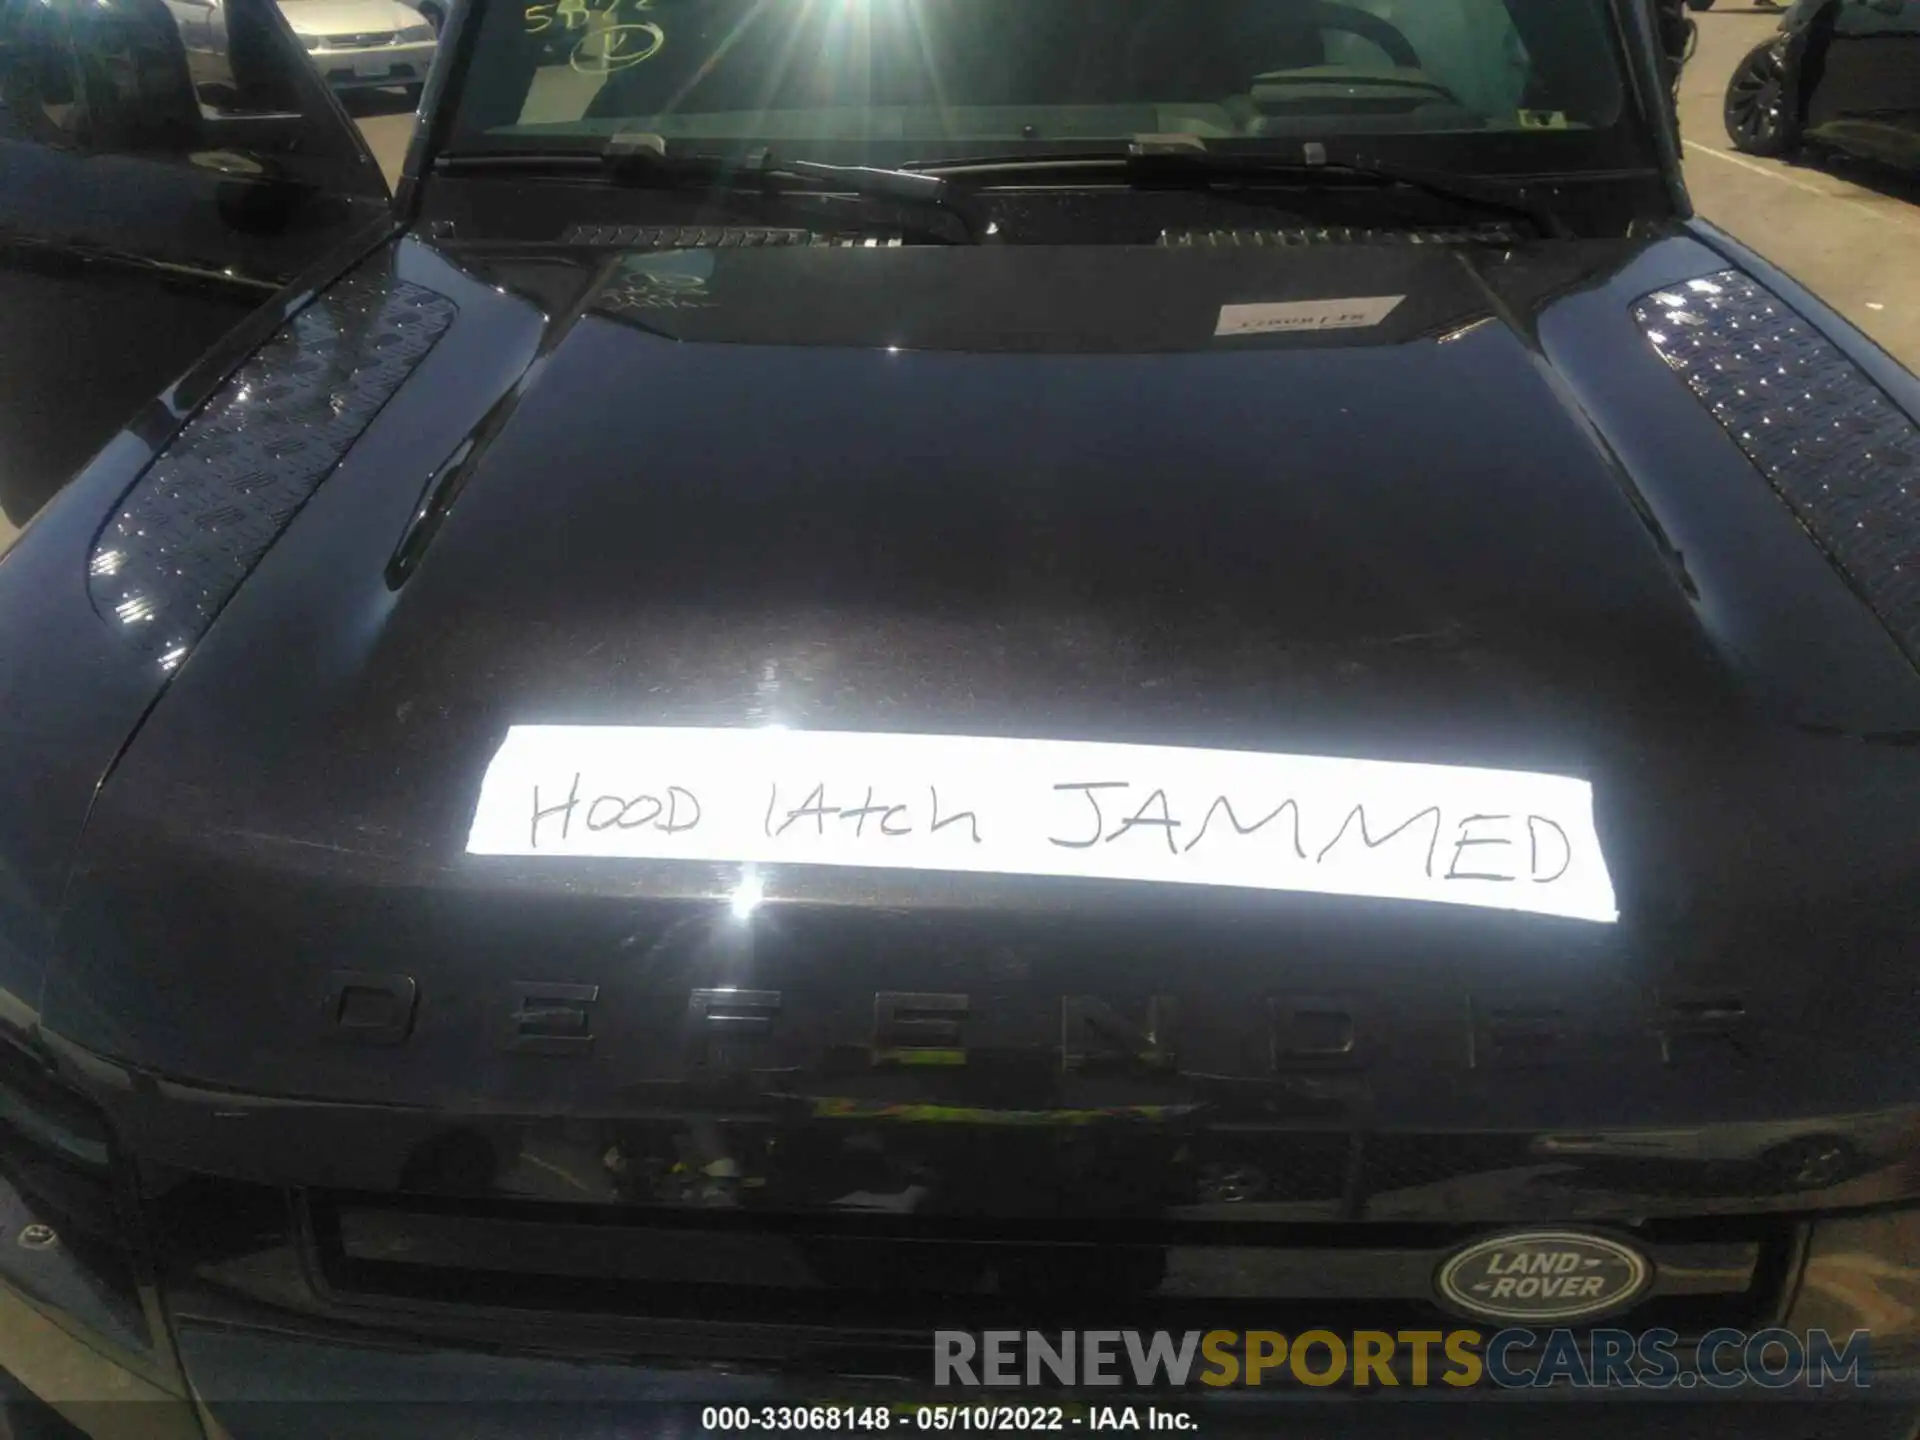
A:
[
  {"left": 345, "top": 89, "right": 419, "bottom": 187},
  {"left": 1678, "top": 4, "right": 1920, "bottom": 369}
]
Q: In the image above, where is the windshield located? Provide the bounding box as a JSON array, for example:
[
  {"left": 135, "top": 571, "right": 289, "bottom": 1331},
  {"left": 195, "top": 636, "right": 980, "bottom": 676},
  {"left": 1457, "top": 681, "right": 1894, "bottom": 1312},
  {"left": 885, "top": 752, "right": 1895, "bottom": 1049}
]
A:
[{"left": 446, "top": 0, "right": 1634, "bottom": 169}]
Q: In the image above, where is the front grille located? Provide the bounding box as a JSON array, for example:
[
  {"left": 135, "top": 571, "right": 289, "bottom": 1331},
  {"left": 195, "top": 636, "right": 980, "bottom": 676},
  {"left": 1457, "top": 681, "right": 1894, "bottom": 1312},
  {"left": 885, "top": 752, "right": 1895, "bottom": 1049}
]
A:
[
  {"left": 1361, "top": 1133, "right": 1540, "bottom": 1195},
  {"left": 0, "top": 1040, "right": 151, "bottom": 1354},
  {"left": 305, "top": 1191, "right": 1793, "bottom": 1341},
  {"left": 322, "top": 30, "right": 399, "bottom": 46}
]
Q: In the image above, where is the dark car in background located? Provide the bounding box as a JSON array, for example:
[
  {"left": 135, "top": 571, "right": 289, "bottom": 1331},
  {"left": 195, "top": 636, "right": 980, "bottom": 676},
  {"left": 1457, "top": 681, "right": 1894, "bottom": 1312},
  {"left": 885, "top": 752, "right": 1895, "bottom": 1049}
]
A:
[
  {"left": 3, "top": 0, "right": 1920, "bottom": 1434},
  {"left": 1723, "top": 0, "right": 1920, "bottom": 165}
]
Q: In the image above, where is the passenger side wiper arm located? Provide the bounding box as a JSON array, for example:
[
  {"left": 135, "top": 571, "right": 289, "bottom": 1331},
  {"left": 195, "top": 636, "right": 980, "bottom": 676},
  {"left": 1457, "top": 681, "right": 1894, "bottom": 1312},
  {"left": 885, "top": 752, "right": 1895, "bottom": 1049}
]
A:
[{"left": 909, "top": 140, "right": 1560, "bottom": 235}]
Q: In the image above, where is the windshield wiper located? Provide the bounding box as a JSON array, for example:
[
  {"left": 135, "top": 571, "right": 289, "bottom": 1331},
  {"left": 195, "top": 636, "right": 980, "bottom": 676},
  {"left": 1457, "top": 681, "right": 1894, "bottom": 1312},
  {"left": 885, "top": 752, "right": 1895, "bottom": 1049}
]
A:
[
  {"left": 909, "top": 140, "right": 1560, "bottom": 235},
  {"left": 437, "top": 136, "right": 980, "bottom": 242}
]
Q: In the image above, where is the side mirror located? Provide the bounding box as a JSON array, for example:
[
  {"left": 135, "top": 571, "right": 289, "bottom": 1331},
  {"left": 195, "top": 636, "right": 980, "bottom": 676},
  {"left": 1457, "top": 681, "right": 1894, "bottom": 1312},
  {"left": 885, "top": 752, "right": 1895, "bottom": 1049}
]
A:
[
  {"left": 63, "top": 0, "right": 204, "bottom": 152},
  {"left": 211, "top": 0, "right": 389, "bottom": 194},
  {"left": 202, "top": 108, "right": 308, "bottom": 147},
  {"left": 54, "top": 0, "right": 384, "bottom": 193},
  {"left": 0, "top": 0, "right": 387, "bottom": 541},
  {"left": 1654, "top": 0, "right": 1694, "bottom": 81}
]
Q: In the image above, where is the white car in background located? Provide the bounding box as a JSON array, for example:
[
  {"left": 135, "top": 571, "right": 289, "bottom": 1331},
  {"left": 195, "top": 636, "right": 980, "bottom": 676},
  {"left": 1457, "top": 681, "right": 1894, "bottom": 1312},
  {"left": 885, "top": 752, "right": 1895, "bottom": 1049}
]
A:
[
  {"left": 281, "top": 0, "right": 436, "bottom": 97},
  {"left": 167, "top": 0, "right": 437, "bottom": 100}
]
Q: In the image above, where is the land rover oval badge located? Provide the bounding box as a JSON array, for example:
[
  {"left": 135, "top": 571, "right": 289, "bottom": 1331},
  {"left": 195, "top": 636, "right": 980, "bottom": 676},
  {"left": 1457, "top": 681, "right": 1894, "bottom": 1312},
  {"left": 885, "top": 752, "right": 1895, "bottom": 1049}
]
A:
[{"left": 1436, "top": 1231, "right": 1652, "bottom": 1322}]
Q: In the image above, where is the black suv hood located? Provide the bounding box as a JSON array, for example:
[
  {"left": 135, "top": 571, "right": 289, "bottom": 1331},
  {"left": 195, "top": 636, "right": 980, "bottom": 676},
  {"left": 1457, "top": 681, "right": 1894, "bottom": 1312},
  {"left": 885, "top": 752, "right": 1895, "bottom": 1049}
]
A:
[{"left": 43, "top": 235, "right": 1920, "bottom": 1220}]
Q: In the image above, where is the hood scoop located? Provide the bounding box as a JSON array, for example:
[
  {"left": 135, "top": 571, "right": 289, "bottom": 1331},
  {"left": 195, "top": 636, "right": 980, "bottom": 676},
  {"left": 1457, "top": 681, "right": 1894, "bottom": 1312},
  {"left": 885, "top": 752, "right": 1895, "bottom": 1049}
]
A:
[
  {"left": 1633, "top": 270, "right": 1920, "bottom": 668},
  {"left": 86, "top": 268, "right": 456, "bottom": 673}
]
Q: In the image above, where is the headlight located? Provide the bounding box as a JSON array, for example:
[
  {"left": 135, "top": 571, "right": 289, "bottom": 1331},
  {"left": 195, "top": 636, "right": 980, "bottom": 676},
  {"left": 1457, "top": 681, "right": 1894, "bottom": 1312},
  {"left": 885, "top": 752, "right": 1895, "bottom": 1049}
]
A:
[
  {"left": 300, "top": 32, "right": 322, "bottom": 48},
  {"left": 398, "top": 21, "right": 433, "bottom": 40}
]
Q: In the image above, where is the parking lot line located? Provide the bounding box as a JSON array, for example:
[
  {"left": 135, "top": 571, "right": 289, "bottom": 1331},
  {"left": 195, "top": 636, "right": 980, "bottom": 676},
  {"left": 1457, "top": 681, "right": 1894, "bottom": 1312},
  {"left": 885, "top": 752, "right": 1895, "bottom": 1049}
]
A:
[
  {"left": 1686, "top": 139, "right": 1920, "bottom": 238},
  {"left": 1683, "top": 139, "right": 1834, "bottom": 197}
]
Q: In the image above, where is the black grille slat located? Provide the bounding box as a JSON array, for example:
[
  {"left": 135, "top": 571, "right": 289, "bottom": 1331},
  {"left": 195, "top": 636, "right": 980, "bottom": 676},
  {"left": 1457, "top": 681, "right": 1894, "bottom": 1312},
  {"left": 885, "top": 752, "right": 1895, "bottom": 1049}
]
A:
[{"left": 305, "top": 1191, "right": 1786, "bottom": 1338}]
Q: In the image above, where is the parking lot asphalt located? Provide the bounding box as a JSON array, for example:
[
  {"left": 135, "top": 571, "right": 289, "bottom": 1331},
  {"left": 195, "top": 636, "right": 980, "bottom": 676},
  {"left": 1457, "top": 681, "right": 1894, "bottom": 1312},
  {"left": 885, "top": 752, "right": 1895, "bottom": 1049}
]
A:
[{"left": 1679, "top": 4, "right": 1920, "bottom": 371}]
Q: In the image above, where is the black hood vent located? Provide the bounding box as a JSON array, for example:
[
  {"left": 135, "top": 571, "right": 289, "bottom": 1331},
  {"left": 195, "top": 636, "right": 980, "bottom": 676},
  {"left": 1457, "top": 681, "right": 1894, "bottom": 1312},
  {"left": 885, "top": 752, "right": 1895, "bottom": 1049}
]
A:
[
  {"left": 1634, "top": 269, "right": 1920, "bottom": 668},
  {"left": 1159, "top": 223, "right": 1520, "bottom": 247},
  {"left": 561, "top": 224, "right": 1520, "bottom": 250},
  {"left": 561, "top": 224, "right": 904, "bottom": 249}
]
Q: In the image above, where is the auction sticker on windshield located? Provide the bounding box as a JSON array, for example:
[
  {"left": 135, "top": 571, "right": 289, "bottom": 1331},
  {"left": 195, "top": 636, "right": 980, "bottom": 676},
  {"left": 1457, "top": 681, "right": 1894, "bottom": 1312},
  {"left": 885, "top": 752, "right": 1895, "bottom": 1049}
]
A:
[{"left": 467, "top": 727, "right": 1617, "bottom": 921}]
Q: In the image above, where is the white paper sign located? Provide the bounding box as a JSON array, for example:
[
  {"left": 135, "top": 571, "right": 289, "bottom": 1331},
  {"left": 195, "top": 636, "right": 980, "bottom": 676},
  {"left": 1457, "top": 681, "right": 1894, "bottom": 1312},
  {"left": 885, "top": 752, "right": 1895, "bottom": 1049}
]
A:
[
  {"left": 466, "top": 727, "right": 1617, "bottom": 922},
  {"left": 1215, "top": 295, "right": 1405, "bottom": 337}
]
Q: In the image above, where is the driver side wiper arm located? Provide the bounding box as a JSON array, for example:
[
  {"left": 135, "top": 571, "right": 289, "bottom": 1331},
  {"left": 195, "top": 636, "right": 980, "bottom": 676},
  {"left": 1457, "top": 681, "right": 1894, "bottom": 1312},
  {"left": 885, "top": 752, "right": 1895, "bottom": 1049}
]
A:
[{"left": 437, "top": 136, "right": 981, "bottom": 242}]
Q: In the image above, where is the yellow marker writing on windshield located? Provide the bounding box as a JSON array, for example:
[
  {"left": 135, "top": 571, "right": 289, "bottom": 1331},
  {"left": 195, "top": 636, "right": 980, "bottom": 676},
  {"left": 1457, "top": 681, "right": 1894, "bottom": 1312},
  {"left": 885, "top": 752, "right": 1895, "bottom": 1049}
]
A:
[{"left": 571, "top": 20, "right": 664, "bottom": 72}]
